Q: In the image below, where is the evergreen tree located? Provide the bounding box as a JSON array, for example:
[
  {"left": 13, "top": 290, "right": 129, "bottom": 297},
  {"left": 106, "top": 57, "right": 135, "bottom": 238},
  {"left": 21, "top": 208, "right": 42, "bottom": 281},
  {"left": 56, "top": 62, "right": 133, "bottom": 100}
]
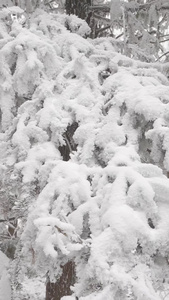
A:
[{"left": 1, "top": 2, "right": 169, "bottom": 300}]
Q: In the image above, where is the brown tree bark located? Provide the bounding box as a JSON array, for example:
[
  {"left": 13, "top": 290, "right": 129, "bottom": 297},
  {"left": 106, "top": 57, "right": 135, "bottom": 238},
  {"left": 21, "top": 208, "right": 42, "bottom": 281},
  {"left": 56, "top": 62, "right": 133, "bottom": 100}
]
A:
[{"left": 46, "top": 261, "right": 76, "bottom": 300}]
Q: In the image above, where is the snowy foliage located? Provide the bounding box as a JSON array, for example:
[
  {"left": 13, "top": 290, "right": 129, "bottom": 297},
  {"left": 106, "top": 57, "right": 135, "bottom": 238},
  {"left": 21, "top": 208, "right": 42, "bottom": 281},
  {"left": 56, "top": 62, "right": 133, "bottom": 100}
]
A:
[
  {"left": 0, "top": 251, "right": 11, "bottom": 300},
  {"left": 1, "top": 4, "right": 169, "bottom": 300}
]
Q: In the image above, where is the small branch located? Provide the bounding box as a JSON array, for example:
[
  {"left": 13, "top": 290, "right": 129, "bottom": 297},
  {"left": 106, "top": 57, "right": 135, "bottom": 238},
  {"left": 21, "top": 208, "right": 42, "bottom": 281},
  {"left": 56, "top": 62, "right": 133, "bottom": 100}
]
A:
[
  {"left": 0, "top": 216, "right": 22, "bottom": 223},
  {"left": 44, "top": 0, "right": 56, "bottom": 7},
  {"left": 138, "top": 1, "right": 155, "bottom": 8},
  {"left": 96, "top": 25, "right": 110, "bottom": 35},
  {"left": 156, "top": 51, "right": 169, "bottom": 61},
  {"left": 0, "top": 234, "right": 12, "bottom": 240},
  {"left": 159, "top": 34, "right": 169, "bottom": 38},
  {"left": 148, "top": 30, "right": 157, "bottom": 35},
  {"left": 116, "top": 32, "right": 124, "bottom": 39},
  {"left": 159, "top": 4, "right": 169, "bottom": 10},
  {"left": 0, "top": 217, "right": 15, "bottom": 223},
  {"left": 45, "top": 0, "right": 55, "bottom": 4},
  {"left": 158, "top": 13, "right": 167, "bottom": 26},
  {"left": 160, "top": 38, "right": 169, "bottom": 43},
  {"left": 93, "top": 13, "right": 110, "bottom": 23},
  {"left": 89, "top": 4, "right": 110, "bottom": 12},
  {"left": 63, "top": 133, "right": 73, "bottom": 154},
  {"left": 122, "top": 6, "right": 127, "bottom": 55}
]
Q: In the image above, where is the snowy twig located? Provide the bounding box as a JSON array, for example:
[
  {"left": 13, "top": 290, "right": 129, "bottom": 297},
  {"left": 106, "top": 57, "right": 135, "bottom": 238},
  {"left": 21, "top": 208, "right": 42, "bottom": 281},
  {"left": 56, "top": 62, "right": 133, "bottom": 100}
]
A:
[{"left": 60, "top": 212, "right": 91, "bottom": 247}]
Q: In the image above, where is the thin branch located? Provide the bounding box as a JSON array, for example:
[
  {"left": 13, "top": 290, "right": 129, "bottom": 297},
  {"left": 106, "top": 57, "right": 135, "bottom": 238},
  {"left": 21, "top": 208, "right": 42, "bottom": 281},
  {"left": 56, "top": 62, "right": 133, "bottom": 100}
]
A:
[
  {"left": 89, "top": 4, "right": 110, "bottom": 12},
  {"left": 96, "top": 25, "right": 110, "bottom": 35},
  {"left": 159, "top": 4, "right": 169, "bottom": 10},
  {"left": 156, "top": 51, "right": 169, "bottom": 61},
  {"left": 63, "top": 133, "right": 73, "bottom": 154},
  {"left": 160, "top": 38, "right": 169, "bottom": 43},
  {"left": 0, "top": 234, "right": 11, "bottom": 240},
  {"left": 0, "top": 216, "right": 22, "bottom": 223},
  {"left": 159, "top": 34, "right": 169, "bottom": 38},
  {"left": 122, "top": 6, "right": 127, "bottom": 55},
  {"left": 45, "top": 0, "right": 56, "bottom": 6},
  {"left": 93, "top": 13, "right": 111, "bottom": 23},
  {"left": 148, "top": 30, "right": 157, "bottom": 35},
  {"left": 138, "top": 1, "right": 156, "bottom": 8},
  {"left": 116, "top": 32, "right": 124, "bottom": 39},
  {"left": 0, "top": 217, "right": 14, "bottom": 223},
  {"left": 89, "top": 1, "right": 169, "bottom": 17},
  {"left": 158, "top": 13, "right": 167, "bottom": 26}
]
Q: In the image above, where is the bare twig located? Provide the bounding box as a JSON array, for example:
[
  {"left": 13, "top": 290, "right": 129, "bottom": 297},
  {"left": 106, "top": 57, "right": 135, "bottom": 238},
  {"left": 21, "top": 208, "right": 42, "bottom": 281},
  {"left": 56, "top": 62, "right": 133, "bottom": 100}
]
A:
[
  {"left": 96, "top": 25, "right": 110, "bottom": 35},
  {"left": 160, "top": 38, "right": 169, "bottom": 43},
  {"left": 156, "top": 51, "right": 169, "bottom": 61},
  {"left": 63, "top": 133, "right": 73, "bottom": 154},
  {"left": 89, "top": 4, "right": 110, "bottom": 12},
  {"left": 93, "top": 13, "right": 110, "bottom": 23},
  {"left": 0, "top": 217, "right": 16, "bottom": 223},
  {"left": 0, "top": 216, "right": 22, "bottom": 223},
  {"left": 158, "top": 14, "right": 167, "bottom": 26},
  {"left": 0, "top": 234, "right": 11, "bottom": 240},
  {"left": 116, "top": 32, "right": 124, "bottom": 39},
  {"left": 159, "top": 34, "right": 169, "bottom": 38}
]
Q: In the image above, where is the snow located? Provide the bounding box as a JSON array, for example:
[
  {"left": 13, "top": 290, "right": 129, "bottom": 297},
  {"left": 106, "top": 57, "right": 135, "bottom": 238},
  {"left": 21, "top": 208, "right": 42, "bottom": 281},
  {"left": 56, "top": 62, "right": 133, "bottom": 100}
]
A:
[
  {"left": 1, "top": 4, "right": 169, "bottom": 300},
  {"left": 20, "top": 276, "right": 45, "bottom": 300},
  {"left": 0, "top": 251, "right": 11, "bottom": 300},
  {"left": 2, "top": 6, "right": 24, "bottom": 14}
]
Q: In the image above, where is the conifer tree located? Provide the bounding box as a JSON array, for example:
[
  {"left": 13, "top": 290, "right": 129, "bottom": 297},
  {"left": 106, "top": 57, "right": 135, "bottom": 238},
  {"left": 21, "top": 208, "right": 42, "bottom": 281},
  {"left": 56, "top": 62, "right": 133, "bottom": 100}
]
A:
[{"left": 1, "top": 2, "right": 169, "bottom": 300}]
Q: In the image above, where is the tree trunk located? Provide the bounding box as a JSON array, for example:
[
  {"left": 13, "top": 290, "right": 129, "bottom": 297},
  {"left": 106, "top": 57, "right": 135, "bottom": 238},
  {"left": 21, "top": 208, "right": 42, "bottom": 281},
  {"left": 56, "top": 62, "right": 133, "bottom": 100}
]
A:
[{"left": 46, "top": 261, "right": 76, "bottom": 300}]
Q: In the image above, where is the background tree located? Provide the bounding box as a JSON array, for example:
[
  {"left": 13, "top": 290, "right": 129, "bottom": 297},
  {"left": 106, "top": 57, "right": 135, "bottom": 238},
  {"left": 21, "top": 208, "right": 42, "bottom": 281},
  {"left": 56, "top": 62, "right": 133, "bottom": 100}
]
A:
[
  {"left": 2, "top": 0, "right": 169, "bottom": 61},
  {"left": 65, "top": 0, "right": 169, "bottom": 61}
]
